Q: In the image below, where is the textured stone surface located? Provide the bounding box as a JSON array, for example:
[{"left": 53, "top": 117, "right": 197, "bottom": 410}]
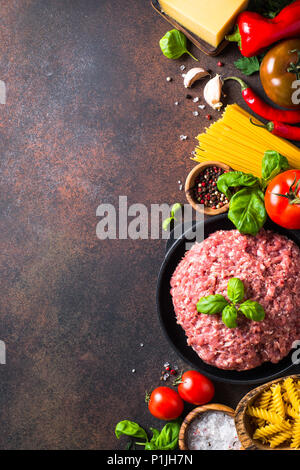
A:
[{"left": 0, "top": 0, "right": 298, "bottom": 450}]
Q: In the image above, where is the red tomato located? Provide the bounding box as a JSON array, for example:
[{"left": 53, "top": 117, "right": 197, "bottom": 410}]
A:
[
  {"left": 148, "top": 387, "right": 184, "bottom": 421},
  {"left": 177, "top": 371, "right": 215, "bottom": 405},
  {"left": 265, "top": 170, "right": 300, "bottom": 230}
]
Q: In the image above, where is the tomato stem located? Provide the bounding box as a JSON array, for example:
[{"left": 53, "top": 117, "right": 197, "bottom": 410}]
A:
[
  {"left": 272, "top": 174, "right": 300, "bottom": 205},
  {"left": 172, "top": 370, "right": 184, "bottom": 387},
  {"left": 290, "top": 197, "right": 300, "bottom": 205},
  {"left": 287, "top": 49, "right": 300, "bottom": 80}
]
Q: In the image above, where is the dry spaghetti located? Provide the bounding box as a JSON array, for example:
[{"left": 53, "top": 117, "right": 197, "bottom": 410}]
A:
[{"left": 193, "top": 105, "right": 300, "bottom": 177}]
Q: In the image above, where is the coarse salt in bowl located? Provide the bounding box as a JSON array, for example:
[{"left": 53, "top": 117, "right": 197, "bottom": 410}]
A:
[
  {"left": 179, "top": 404, "right": 242, "bottom": 450},
  {"left": 187, "top": 411, "right": 241, "bottom": 450}
]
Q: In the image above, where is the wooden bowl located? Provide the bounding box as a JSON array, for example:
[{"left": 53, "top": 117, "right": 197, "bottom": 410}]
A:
[
  {"left": 185, "top": 162, "right": 231, "bottom": 216},
  {"left": 179, "top": 403, "right": 236, "bottom": 450},
  {"left": 235, "top": 374, "right": 300, "bottom": 451}
]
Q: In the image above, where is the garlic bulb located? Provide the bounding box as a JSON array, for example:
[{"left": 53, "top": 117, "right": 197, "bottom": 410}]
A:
[{"left": 203, "top": 74, "right": 223, "bottom": 110}]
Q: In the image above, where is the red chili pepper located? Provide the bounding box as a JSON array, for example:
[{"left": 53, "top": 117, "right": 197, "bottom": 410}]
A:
[
  {"left": 226, "top": 0, "right": 300, "bottom": 57},
  {"left": 225, "top": 76, "right": 300, "bottom": 124},
  {"left": 251, "top": 118, "right": 300, "bottom": 141}
]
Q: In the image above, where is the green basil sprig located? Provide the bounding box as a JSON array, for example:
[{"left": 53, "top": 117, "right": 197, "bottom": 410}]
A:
[
  {"left": 261, "top": 150, "right": 290, "bottom": 187},
  {"left": 148, "top": 421, "right": 180, "bottom": 450},
  {"left": 217, "top": 150, "right": 289, "bottom": 236},
  {"left": 115, "top": 419, "right": 180, "bottom": 450},
  {"left": 196, "top": 278, "right": 265, "bottom": 329},
  {"left": 162, "top": 203, "right": 182, "bottom": 232},
  {"left": 196, "top": 294, "right": 229, "bottom": 315},
  {"left": 227, "top": 277, "right": 244, "bottom": 304},
  {"left": 222, "top": 305, "right": 238, "bottom": 329},
  {"left": 217, "top": 171, "right": 260, "bottom": 200},
  {"left": 159, "top": 29, "right": 198, "bottom": 61},
  {"left": 115, "top": 420, "right": 148, "bottom": 442},
  {"left": 229, "top": 187, "right": 267, "bottom": 236},
  {"left": 239, "top": 300, "right": 266, "bottom": 322}
]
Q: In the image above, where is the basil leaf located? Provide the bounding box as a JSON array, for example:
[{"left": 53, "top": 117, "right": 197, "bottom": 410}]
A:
[
  {"left": 144, "top": 441, "right": 158, "bottom": 450},
  {"left": 217, "top": 171, "right": 260, "bottom": 199},
  {"left": 149, "top": 427, "right": 160, "bottom": 443},
  {"left": 154, "top": 421, "right": 180, "bottom": 450},
  {"left": 234, "top": 56, "right": 260, "bottom": 76},
  {"left": 159, "top": 29, "right": 198, "bottom": 61},
  {"left": 228, "top": 187, "right": 267, "bottom": 236},
  {"left": 261, "top": 150, "right": 290, "bottom": 185},
  {"left": 170, "top": 203, "right": 182, "bottom": 219},
  {"left": 163, "top": 203, "right": 182, "bottom": 231},
  {"left": 162, "top": 216, "right": 173, "bottom": 232},
  {"left": 115, "top": 420, "right": 148, "bottom": 441},
  {"left": 227, "top": 278, "right": 245, "bottom": 304},
  {"left": 197, "top": 294, "right": 229, "bottom": 315},
  {"left": 222, "top": 305, "right": 238, "bottom": 329},
  {"left": 239, "top": 300, "right": 265, "bottom": 322}
]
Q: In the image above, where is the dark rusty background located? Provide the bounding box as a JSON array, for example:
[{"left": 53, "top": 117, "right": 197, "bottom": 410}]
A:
[{"left": 0, "top": 0, "right": 299, "bottom": 450}]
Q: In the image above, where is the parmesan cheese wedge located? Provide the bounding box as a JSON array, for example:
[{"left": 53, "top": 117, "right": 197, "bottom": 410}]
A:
[{"left": 158, "top": 0, "right": 249, "bottom": 47}]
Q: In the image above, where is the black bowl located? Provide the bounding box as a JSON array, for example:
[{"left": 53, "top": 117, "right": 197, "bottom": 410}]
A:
[{"left": 157, "top": 214, "right": 300, "bottom": 384}]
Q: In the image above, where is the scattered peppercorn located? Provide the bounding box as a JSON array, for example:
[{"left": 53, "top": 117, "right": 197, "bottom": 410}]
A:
[
  {"left": 217, "top": 61, "right": 224, "bottom": 67},
  {"left": 186, "top": 94, "right": 192, "bottom": 99},
  {"left": 160, "top": 362, "right": 179, "bottom": 381},
  {"left": 205, "top": 114, "right": 212, "bottom": 120}
]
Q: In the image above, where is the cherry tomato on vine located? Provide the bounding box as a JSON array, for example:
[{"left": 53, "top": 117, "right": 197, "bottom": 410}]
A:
[
  {"left": 176, "top": 370, "right": 215, "bottom": 405},
  {"left": 265, "top": 170, "right": 300, "bottom": 230},
  {"left": 147, "top": 387, "right": 184, "bottom": 421}
]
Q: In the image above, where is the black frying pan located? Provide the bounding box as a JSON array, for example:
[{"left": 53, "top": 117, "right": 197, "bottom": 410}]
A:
[{"left": 156, "top": 214, "right": 300, "bottom": 384}]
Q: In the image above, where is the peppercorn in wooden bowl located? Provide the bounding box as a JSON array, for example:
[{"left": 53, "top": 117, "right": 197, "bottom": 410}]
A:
[{"left": 185, "top": 161, "right": 231, "bottom": 215}]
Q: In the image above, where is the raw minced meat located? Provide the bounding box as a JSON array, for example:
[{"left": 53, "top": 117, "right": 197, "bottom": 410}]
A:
[{"left": 170, "top": 229, "right": 300, "bottom": 371}]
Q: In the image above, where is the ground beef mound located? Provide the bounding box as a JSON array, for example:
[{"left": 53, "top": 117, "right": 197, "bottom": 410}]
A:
[{"left": 170, "top": 229, "right": 300, "bottom": 371}]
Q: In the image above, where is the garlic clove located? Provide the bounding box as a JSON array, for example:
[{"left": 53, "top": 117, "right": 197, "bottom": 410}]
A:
[
  {"left": 183, "top": 67, "right": 210, "bottom": 88},
  {"left": 203, "top": 74, "right": 223, "bottom": 110}
]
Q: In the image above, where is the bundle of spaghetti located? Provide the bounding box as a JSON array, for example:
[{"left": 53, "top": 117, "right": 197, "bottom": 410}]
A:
[{"left": 193, "top": 104, "right": 300, "bottom": 177}]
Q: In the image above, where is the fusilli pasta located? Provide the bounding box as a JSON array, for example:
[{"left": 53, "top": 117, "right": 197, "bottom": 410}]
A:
[{"left": 246, "top": 377, "right": 300, "bottom": 449}]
